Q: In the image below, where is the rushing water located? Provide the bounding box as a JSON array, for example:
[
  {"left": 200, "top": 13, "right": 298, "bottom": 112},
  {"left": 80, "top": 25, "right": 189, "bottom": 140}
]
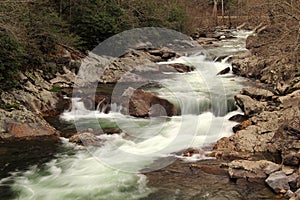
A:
[{"left": 0, "top": 30, "right": 253, "bottom": 200}]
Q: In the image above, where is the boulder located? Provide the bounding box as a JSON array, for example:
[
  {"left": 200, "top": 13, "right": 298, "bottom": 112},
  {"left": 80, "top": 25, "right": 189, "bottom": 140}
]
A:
[
  {"left": 101, "top": 50, "right": 160, "bottom": 83},
  {"left": 242, "top": 87, "right": 274, "bottom": 100},
  {"left": 0, "top": 109, "right": 59, "bottom": 141},
  {"left": 228, "top": 160, "right": 281, "bottom": 179},
  {"left": 69, "top": 132, "right": 102, "bottom": 146},
  {"left": 121, "top": 88, "right": 176, "bottom": 117},
  {"left": 234, "top": 94, "right": 267, "bottom": 116},
  {"left": 266, "top": 171, "right": 290, "bottom": 193}
]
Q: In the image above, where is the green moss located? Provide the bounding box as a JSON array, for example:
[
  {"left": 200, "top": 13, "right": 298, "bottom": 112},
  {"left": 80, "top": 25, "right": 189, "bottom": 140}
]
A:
[{"left": 49, "top": 85, "right": 62, "bottom": 93}]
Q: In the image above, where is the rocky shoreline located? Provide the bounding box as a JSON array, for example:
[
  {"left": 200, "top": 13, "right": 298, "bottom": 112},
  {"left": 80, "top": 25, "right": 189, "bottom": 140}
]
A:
[
  {"left": 144, "top": 30, "right": 300, "bottom": 199},
  {"left": 0, "top": 28, "right": 299, "bottom": 199}
]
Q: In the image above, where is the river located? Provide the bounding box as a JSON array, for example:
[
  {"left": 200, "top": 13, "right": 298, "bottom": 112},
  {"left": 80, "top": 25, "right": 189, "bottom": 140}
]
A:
[{"left": 0, "top": 29, "right": 253, "bottom": 200}]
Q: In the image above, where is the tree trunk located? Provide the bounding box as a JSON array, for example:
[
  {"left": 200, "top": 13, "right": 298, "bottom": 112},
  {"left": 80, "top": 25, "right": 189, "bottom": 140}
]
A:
[
  {"left": 221, "top": 0, "right": 224, "bottom": 24},
  {"left": 212, "top": 0, "right": 218, "bottom": 26}
]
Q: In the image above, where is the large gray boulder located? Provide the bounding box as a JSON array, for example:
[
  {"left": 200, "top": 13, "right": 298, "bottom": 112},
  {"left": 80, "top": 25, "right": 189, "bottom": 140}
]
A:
[{"left": 266, "top": 171, "right": 290, "bottom": 193}]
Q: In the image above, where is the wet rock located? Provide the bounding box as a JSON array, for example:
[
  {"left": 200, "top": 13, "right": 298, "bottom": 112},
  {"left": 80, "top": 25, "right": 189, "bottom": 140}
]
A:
[
  {"left": 217, "top": 67, "right": 230, "bottom": 75},
  {"left": 242, "top": 87, "right": 274, "bottom": 100},
  {"left": 122, "top": 88, "right": 176, "bottom": 117},
  {"left": 228, "top": 114, "right": 248, "bottom": 123},
  {"left": 206, "top": 31, "right": 234, "bottom": 40},
  {"left": 182, "top": 148, "right": 203, "bottom": 157},
  {"left": 234, "top": 94, "right": 267, "bottom": 116},
  {"left": 167, "top": 63, "right": 195, "bottom": 73},
  {"left": 69, "top": 132, "right": 102, "bottom": 146},
  {"left": 266, "top": 171, "right": 290, "bottom": 193},
  {"left": 82, "top": 95, "right": 108, "bottom": 111},
  {"left": 228, "top": 160, "right": 281, "bottom": 179},
  {"left": 196, "top": 37, "right": 218, "bottom": 46},
  {"left": 232, "top": 118, "right": 252, "bottom": 133}
]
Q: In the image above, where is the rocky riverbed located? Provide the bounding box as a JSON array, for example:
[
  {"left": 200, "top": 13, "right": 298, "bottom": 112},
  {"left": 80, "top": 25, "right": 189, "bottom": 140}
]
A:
[
  {"left": 0, "top": 28, "right": 299, "bottom": 199},
  {"left": 145, "top": 28, "right": 300, "bottom": 199}
]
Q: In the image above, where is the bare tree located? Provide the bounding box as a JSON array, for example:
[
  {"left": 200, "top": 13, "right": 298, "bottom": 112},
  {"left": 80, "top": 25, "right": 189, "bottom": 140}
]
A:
[{"left": 212, "top": 0, "right": 219, "bottom": 25}]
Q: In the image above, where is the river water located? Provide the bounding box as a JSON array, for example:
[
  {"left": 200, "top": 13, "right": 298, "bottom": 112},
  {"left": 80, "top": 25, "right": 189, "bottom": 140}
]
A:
[{"left": 0, "top": 30, "right": 253, "bottom": 200}]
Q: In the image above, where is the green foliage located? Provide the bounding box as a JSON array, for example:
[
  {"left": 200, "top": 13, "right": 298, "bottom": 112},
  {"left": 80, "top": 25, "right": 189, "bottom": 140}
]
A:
[
  {"left": 1, "top": 0, "right": 247, "bottom": 90},
  {"left": 50, "top": 85, "right": 62, "bottom": 93},
  {"left": 0, "top": 30, "right": 24, "bottom": 89},
  {"left": 127, "top": 0, "right": 187, "bottom": 32},
  {"left": 0, "top": 1, "right": 78, "bottom": 90},
  {"left": 69, "top": 0, "right": 131, "bottom": 51}
]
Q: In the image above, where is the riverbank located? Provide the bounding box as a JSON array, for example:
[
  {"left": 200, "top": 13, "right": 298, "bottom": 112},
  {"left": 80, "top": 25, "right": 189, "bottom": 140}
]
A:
[
  {"left": 0, "top": 27, "right": 298, "bottom": 199},
  {"left": 143, "top": 27, "right": 300, "bottom": 199}
]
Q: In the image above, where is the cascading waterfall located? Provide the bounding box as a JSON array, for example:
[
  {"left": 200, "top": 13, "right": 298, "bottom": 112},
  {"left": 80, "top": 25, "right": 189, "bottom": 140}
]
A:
[{"left": 0, "top": 30, "right": 253, "bottom": 200}]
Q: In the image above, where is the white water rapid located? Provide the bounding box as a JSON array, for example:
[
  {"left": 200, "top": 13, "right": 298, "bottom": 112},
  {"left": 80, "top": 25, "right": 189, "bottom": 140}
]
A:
[{"left": 0, "top": 30, "right": 252, "bottom": 200}]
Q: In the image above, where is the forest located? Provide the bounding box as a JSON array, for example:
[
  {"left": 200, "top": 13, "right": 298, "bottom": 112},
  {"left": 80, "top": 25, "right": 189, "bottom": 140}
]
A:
[{"left": 0, "top": 0, "right": 299, "bottom": 89}]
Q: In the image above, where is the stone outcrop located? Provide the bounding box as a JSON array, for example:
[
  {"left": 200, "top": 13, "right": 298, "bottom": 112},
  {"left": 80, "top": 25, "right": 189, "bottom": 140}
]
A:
[
  {"left": 0, "top": 48, "right": 78, "bottom": 142},
  {"left": 215, "top": 26, "right": 300, "bottom": 197}
]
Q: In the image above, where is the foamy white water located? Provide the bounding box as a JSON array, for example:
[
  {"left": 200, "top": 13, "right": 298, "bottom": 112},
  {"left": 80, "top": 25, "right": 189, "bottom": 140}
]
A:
[{"left": 0, "top": 30, "right": 252, "bottom": 200}]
